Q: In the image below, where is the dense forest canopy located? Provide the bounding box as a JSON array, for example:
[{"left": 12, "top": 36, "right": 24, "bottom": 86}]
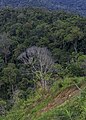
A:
[
  {"left": 0, "top": 7, "right": 86, "bottom": 119},
  {"left": 0, "top": 0, "right": 86, "bottom": 15}
]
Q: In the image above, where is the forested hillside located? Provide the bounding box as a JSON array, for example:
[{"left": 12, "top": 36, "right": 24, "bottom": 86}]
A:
[
  {"left": 0, "top": 0, "right": 86, "bottom": 15},
  {"left": 0, "top": 7, "right": 86, "bottom": 120}
]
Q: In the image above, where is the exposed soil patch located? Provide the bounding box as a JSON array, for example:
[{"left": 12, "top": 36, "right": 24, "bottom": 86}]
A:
[{"left": 37, "top": 83, "right": 86, "bottom": 116}]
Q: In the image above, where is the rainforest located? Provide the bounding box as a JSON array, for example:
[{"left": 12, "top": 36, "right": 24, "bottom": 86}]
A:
[{"left": 0, "top": 3, "right": 86, "bottom": 120}]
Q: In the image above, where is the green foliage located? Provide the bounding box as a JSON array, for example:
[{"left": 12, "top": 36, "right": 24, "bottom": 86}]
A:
[
  {"left": 37, "top": 88, "right": 86, "bottom": 120},
  {"left": 1, "top": 63, "right": 18, "bottom": 84},
  {"left": 0, "top": 7, "right": 86, "bottom": 120},
  {"left": 78, "top": 55, "right": 86, "bottom": 75},
  {"left": 0, "top": 100, "right": 6, "bottom": 116},
  {"left": 1, "top": 77, "right": 86, "bottom": 120}
]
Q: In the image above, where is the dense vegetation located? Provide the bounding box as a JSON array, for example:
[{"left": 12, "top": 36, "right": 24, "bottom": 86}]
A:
[
  {"left": 1, "top": 0, "right": 86, "bottom": 15},
  {"left": 0, "top": 7, "right": 86, "bottom": 120}
]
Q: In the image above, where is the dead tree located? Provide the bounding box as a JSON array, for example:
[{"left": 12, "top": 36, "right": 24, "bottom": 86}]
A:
[{"left": 18, "top": 46, "right": 54, "bottom": 90}]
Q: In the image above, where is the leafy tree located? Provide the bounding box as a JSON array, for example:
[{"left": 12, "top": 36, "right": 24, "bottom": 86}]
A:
[
  {"left": 1, "top": 63, "right": 18, "bottom": 94},
  {"left": 78, "top": 55, "right": 86, "bottom": 76},
  {"left": 0, "top": 33, "right": 11, "bottom": 64},
  {"left": 0, "top": 100, "right": 6, "bottom": 116},
  {"left": 64, "top": 26, "right": 83, "bottom": 53}
]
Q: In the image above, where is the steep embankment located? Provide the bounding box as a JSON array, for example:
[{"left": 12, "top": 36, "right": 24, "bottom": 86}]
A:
[
  {"left": 37, "top": 83, "right": 86, "bottom": 116},
  {"left": 1, "top": 80, "right": 86, "bottom": 120}
]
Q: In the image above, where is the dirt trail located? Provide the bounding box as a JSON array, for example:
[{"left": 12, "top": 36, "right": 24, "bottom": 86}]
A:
[{"left": 37, "top": 83, "right": 86, "bottom": 116}]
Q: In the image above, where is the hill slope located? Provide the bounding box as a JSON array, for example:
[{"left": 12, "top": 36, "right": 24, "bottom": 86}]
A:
[
  {"left": 0, "top": 0, "right": 86, "bottom": 15},
  {"left": 1, "top": 77, "right": 86, "bottom": 120},
  {"left": 0, "top": 7, "right": 86, "bottom": 120}
]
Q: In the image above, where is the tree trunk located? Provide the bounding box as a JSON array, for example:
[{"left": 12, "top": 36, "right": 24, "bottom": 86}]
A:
[
  {"left": 11, "top": 84, "right": 14, "bottom": 95},
  {"left": 41, "top": 79, "right": 47, "bottom": 91},
  {"left": 74, "top": 40, "right": 78, "bottom": 54},
  {"left": 4, "top": 54, "right": 7, "bottom": 64}
]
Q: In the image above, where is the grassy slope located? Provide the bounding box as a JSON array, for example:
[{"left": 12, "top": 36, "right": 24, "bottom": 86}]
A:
[
  {"left": 37, "top": 90, "right": 86, "bottom": 120},
  {"left": 1, "top": 77, "right": 86, "bottom": 120}
]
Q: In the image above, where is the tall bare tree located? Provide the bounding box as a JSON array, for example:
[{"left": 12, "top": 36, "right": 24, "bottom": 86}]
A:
[{"left": 18, "top": 46, "right": 54, "bottom": 90}]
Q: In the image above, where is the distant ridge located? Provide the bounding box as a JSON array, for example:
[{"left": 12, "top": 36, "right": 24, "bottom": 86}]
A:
[{"left": 0, "top": 0, "right": 86, "bottom": 15}]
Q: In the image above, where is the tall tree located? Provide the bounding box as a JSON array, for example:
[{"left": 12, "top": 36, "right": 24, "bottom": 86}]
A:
[
  {"left": 18, "top": 46, "right": 54, "bottom": 90},
  {"left": 1, "top": 63, "right": 18, "bottom": 95},
  {"left": 0, "top": 33, "right": 11, "bottom": 64}
]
